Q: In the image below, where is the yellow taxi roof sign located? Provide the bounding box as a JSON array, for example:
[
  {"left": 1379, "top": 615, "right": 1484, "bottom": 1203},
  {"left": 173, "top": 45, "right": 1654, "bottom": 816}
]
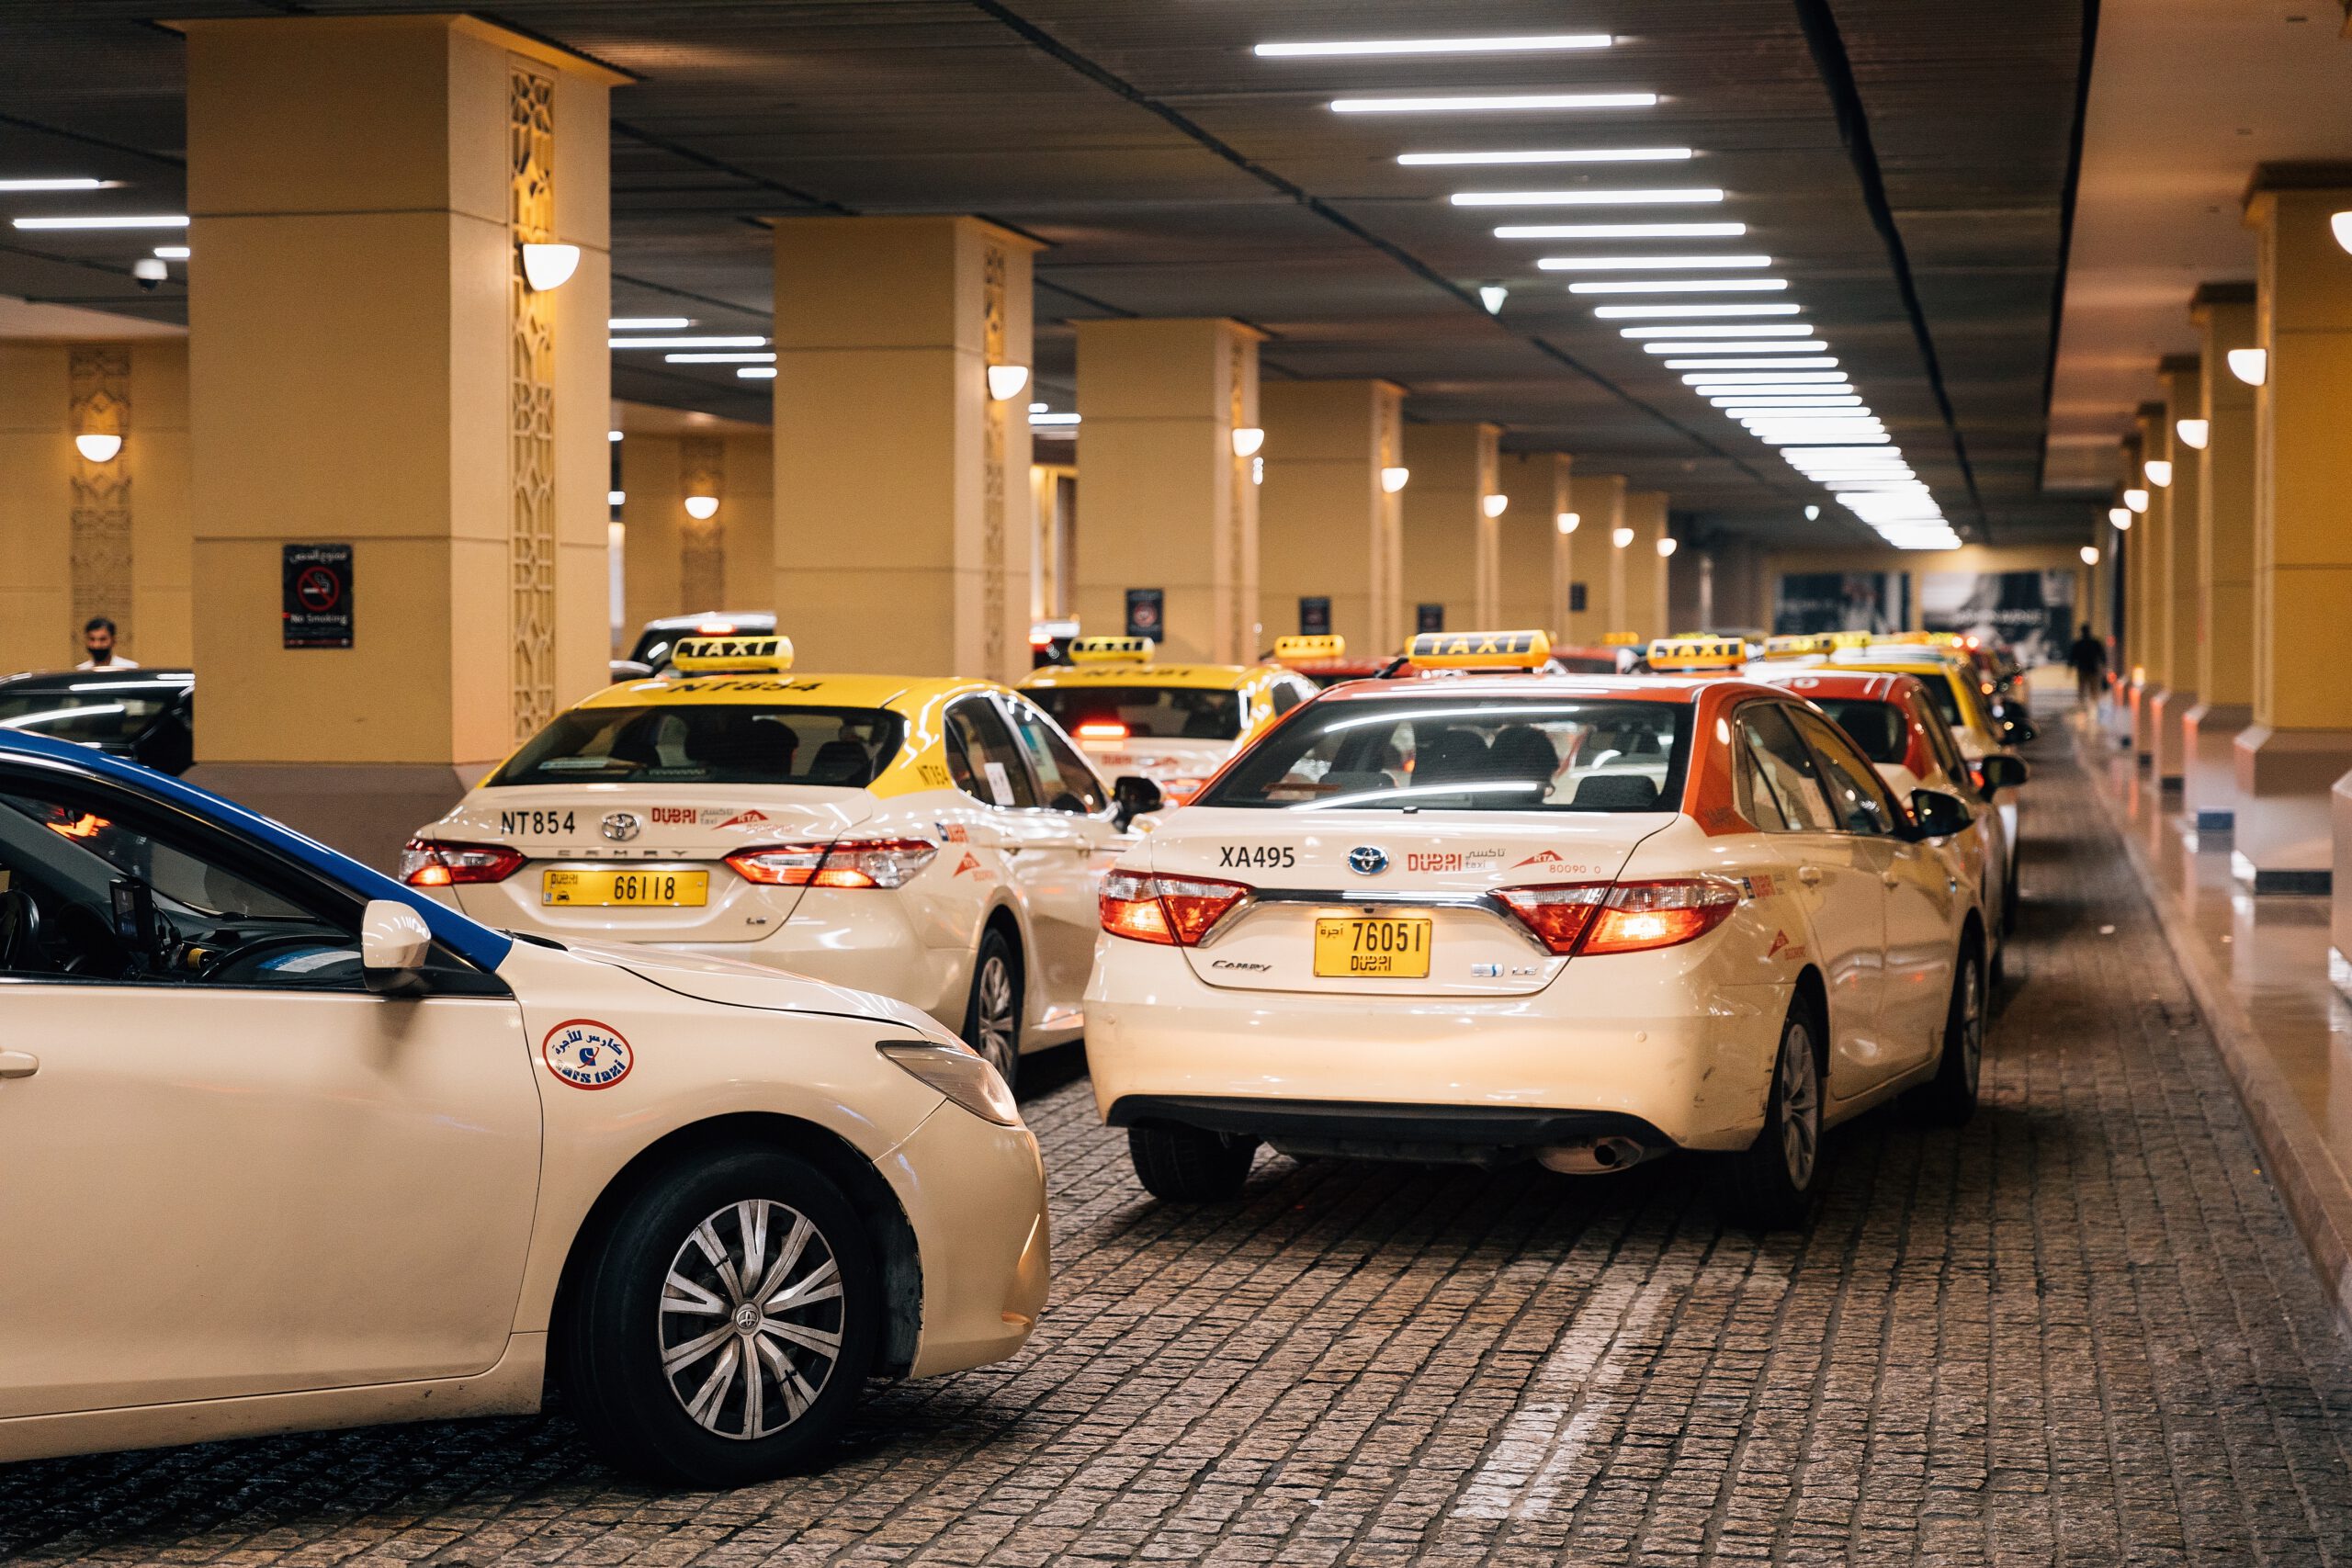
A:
[
  {"left": 1069, "top": 635, "right": 1155, "bottom": 664},
  {"left": 1646, "top": 634, "right": 1747, "bottom": 671},
  {"left": 1761, "top": 632, "right": 1836, "bottom": 658},
  {"left": 1271, "top": 634, "right": 1346, "bottom": 662},
  {"left": 1829, "top": 629, "right": 1873, "bottom": 649},
  {"left": 1600, "top": 631, "right": 1645, "bottom": 647},
  {"left": 670, "top": 634, "right": 794, "bottom": 673},
  {"left": 1405, "top": 628, "right": 1551, "bottom": 668}
]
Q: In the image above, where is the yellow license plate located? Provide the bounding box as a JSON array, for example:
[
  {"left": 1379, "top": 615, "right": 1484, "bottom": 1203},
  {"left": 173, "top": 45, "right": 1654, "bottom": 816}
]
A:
[
  {"left": 542, "top": 868, "right": 708, "bottom": 908},
  {"left": 1313, "top": 916, "right": 1432, "bottom": 978}
]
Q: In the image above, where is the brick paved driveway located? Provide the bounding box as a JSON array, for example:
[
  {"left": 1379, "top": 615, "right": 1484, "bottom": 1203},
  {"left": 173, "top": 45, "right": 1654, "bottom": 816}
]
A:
[{"left": 6, "top": 732, "right": 2351, "bottom": 1564}]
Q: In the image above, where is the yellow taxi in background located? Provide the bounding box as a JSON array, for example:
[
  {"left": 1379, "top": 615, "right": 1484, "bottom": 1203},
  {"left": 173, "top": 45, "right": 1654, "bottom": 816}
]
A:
[
  {"left": 403, "top": 636, "right": 1148, "bottom": 1089},
  {"left": 1019, "top": 637, "right": 1317, "bottom": 807}
]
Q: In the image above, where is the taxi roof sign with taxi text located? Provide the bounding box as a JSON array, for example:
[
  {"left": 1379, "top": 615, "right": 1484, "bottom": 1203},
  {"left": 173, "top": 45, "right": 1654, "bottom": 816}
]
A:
[
  {"left": 1069, "top": 635, "right": 1155, "bottom": 664},
  {"left": 1271, "top": 634, "right": 1346, "bottom": 662},
  {"left": 670, "top": 634, "right": 795, "bottom": 673},
  {"left": 1405, "top": 629, "right": 1551, "bottom": 668},
  {"left": 1646, "top": 635, "right": 1747, "bottom": 672}
]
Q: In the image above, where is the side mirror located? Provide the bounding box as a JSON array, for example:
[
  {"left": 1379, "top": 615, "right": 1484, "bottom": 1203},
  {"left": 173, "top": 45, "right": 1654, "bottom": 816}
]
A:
[
  {"left": 1113, "top": 774, "right": 1164, "bottom": 829},
  {"left": 1974, "top": 753, "right": 2030, "bottom": 799},
  {"left": 1908, "top": 788, "right": 1971, "bottom": 840},
  {"left": 361, "top": 897, "right": 434, "bottom": 996},
  {"left": 608, "top": 659, "right": 655, "bottom": 682}
]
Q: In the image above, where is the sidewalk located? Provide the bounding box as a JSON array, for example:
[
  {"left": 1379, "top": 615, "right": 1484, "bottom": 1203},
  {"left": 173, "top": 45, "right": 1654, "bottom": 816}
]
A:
[{"left": 2075, "top": 694, "right": 2352, "bottom": 1335}]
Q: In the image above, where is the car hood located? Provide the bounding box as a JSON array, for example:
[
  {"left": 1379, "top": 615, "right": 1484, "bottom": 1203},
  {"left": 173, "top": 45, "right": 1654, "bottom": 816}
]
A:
[{"left": 545, "top": 936, "right": 953, "bottom": 1037}]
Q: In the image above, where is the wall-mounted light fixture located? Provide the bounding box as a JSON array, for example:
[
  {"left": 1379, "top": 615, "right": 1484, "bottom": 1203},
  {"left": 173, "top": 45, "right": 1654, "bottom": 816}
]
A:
[
  {"left": 987, "top": 364, "right": 1030, "bottom": 401},
  {"left": 1231, "top": 425, "right": 1265, "bottom": 457},
  {"left": 1656, "top": 536, "right": 1678, "bottom": 558},
  {"left": 2122, "top": 487, "right": 2149, "bottom": 513},
  {"left": 1482, "top": 493, "right": 1509, "bottom": 518},
  {"left": 1804, "top": 504, "right": 1821, "bottom": 520},
  {"left": 2226, "top": 347, "right": 2267, "bottom": 386},
  {"left": 74, "top": 433, "right": 122, "bottom": 463},
  {"left": 2143, "top": 458, "right": 2173, "bottom": 487},
  {"left": 1251, "top": 456, "right": 1264, "bottom": 486},
  {"left": 2080, "top": 545, "right": 2100, "bottom": 566},
  {"left": 2175, "top": 418, "right": 2209, "bottom": 450},
  {"left": 1380, "top": 466, "right": 1410, "bottom": 493},
  {"left": 2108, "top": 506, "right": 2132, "bottom": 531},
  {"left": 1478, "top": 284, "right": 1508, "bottom": 313},
  {"left": 684, "top": 495, "right": 719, "bottom": 521},
  {"left": 519, "top": 243, "right": 581, "bottom": 292},
  {"left": 1555, "top": 511, "right": 1579, "bottom": 535},
  {"left": 2333, "top": 211, "right": 2352, "bottom": 255},
  {"left": 1611, "top": 525, "right": 1634, "bottom": 547}
]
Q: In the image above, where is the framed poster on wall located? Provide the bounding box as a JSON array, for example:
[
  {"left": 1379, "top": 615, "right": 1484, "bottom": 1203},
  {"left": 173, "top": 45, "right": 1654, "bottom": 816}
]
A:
[
  {"left": 1771, "top": 571, "right": 1907, "bottom": 636},
  {"left": 1922, "top": 570, "right": 2075, "bottom": 667}
]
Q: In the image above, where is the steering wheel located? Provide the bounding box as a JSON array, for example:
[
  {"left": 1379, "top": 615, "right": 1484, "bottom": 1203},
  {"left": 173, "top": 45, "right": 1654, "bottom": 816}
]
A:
[{"left": 0, "top": 889, "right": 40, "bottom": 973}]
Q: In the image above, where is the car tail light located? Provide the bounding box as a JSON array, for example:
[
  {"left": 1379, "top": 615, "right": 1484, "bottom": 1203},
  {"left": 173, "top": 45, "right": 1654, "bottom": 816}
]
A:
[
  {"left": 1495, "top": 884, "right": 1611, "bottom": 953},
  {"left": 1581, "top": 878, "right": 1740, "bottom": 953},
  {"left": 401, "top": 839, "right": 525, "bottom": 887},
  {"left": 1100, "top": 871, "right": 1250, "bottom": 945},
  {"left": 726, "top": 839, "right": 939, "bottom": 890},
  {"left": 1076, "top": 721, "right": 1129, "bottom": 741}
]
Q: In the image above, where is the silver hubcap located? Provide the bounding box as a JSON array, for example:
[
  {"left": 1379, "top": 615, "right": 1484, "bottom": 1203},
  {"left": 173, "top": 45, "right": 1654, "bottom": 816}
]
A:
[
  {"left": 657, "top": 1200, "right": 843, "bottom": 1441},
  {"left": 974, "top": 953, "right": 1017, "bottom": 1077},
  {"left": 1779, "top": 1024, "right": 1821, "bottom": 1190}
]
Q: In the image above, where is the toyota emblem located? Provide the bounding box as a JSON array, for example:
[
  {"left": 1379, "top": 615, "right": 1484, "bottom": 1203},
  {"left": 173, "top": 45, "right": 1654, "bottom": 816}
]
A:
[
  {"left": 1347, "top": 845, "right": 1389, "bottom": 876},
  {"left": 601, "top": 811, "right": 641, "bottom": 843}
]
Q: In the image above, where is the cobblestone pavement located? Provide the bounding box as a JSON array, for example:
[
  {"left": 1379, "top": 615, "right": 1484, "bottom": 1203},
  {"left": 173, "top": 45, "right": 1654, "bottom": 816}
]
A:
[{"left": 6, "top": 729, "right": 2352, "bottom": 1565}]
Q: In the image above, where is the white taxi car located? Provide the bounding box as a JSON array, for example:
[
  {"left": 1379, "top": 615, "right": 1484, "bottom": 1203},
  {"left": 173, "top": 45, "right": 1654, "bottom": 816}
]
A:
[
  {"left": 1019, "top": 636, "right": 1317, "bottom": 807},
  {"left": 405, "top": 637, "right": 1144, "bottom": 1090},
  {"left": 0, "top": 728, "right": 1046, "bottom": 1486},
  {"left": 1085, "top": 630, "right": 1989, "bottom": 1227}
]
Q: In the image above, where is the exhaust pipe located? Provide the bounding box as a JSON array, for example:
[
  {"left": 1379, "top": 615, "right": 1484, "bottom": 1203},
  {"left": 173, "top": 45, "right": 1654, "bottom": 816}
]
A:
[{"left": 1538, "top": 1135, "right": 1651, "bottom": 1175}]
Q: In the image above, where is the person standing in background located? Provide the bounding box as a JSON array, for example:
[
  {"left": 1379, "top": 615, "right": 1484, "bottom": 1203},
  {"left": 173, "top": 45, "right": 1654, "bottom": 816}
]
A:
[
  {"left": 75, "top": 616, "right": 139, "bottom": 671},
  {"left": 2066, "top": 621, "right": 2105, "bottom": 705}
]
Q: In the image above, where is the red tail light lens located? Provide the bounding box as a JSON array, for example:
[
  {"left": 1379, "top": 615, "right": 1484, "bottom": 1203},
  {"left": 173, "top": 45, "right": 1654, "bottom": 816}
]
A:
[
  {"left": 1581, "top": 878, "right": 1740, "bottom": 953},
  {"left": 1100, "top": 871, "right": 1250, "bottom": 946},
  {"left": 400, "top": 839, "right": 525, "bottom": 887},
  {"left": 1495, "top": 884, "right": 1611, "bottom": 953},
  {"left": 727, "top": 839, "right": 938, "bottom": 890},
  {"left": 1076, "top": 721, "right": 1130, "bottom": 740}
]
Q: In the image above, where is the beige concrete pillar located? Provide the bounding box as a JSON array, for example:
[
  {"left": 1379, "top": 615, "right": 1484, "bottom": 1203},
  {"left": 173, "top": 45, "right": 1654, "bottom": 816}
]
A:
[
  {"left": 2149, "top": 362, "right": 2203, "bottom": 784},
  {"left": 2184, "top": 285, "right": 2259, "bottom": 831},
  {"left": 1030, "top": 461, "right": 1077, "bottom": 623},
  {"left": 1496, "top": 451, "right": 1571, "bottom": 636},
  {"left": 0, "top": 338, "right": 191, "bottom": 673},
  {"left": 1070, "top": 318, "right": 1261, "bottom": 661},
  {"left": 771, "top": 216, "right": 1036, "bottom": 682},
  {"left": 1567, "top": 472, "right": 1626, "bottom": 647},
  {"left": 2233, "top": 174, "right": 2352, "bottom": 891},
  {"left": 1397, "top": 423, "right": 1498, "bottom": 636},
  {"left": 1623, "top": 491, "right": 1671, "bottom": 641},
  {"left": 1257, "top": 379, "right": 1404, "bottom": 652},
  {"left": 2126, "top": 412, "right": 2166, "bottom": 763},
  {"left": 617, "top": 416, "right": 774, "bottom": 637},
  {"left": 180, "top": 16, "right": 618, "bottom": 869}
]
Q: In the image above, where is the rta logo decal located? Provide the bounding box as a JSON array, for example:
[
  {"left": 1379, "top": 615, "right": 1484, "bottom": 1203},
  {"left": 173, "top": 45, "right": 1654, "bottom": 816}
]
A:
[{"left": 542, "top": 1021, "right": 635, "bottom": 1089}]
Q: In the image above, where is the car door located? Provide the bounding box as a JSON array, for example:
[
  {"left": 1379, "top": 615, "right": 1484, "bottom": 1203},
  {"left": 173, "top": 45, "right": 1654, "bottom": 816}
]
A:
[
  {"left": 998, "top": 694, "right": 1121, "bottom": 1016},
  {"left": 938, "top": 694, "right": 1045, "bottom": 994},
  {"left": 0, "top": 767, "right": 540, "bottom": 1419},
  {"left": 1789, "top": 706, "right": 1959, "bottom": 1089},
  {"left": 1912, "top": 684, "right": 2005, "bottom": 930},
  {"left": 1733, "top": 702, "right": 1888, "bottom": 1097}
]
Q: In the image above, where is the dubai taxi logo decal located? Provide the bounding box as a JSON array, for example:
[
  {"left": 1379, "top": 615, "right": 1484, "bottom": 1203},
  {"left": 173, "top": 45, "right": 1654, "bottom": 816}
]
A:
[
  {"left": 600, "top": 811, "right": 641, "bottom": 842},
  {"left": 1347, "top": 845, "right": 1389, "bottom": 876},
  {"left": 543, "top": 1020, "right": 634, "bottom": 1090}
]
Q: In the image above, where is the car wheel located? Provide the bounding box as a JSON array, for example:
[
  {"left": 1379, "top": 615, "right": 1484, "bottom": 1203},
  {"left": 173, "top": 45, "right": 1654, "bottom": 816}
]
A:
[
  {"left": 1128, "top": 1123, "right": 1259, "bottom": 1201},
  {"left": 564, "top": 1146, "right": 878, "bottom": 1488},
  {"left": 1909, "top": 936, "right": 1985, "bottom": 1126},
  {"left": 962, "top": 928, "right": 1022, "bottom": 1094},
  {"left": 1722, "top": 1002, "right": 1825, "bottom": 1230}
]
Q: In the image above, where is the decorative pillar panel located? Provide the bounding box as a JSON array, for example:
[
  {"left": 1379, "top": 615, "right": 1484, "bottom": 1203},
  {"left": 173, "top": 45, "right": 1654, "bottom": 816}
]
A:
[
  {"left": 1496, "top": 451, "right": 1570, "bottom": 635},
  {"left": 1623, "top": 491, "right": 1671, "bottom": 643},
  {"left": 677, "top": 435, "right": 726, "bottom": 612},
  {"left": 773, "top": 216, "right": 1036, "bottom": 682},
  {"left": 2149, "top": 358, "right": 2202, "bottom": 784},
  {"left": 1567, "top": 472, "right": 1625, "bottom": 647},
  {"left": 1072, "top": 318, "right": 1262, "bottom": 662},
  {"left": 1396, "top": 423, "right": 1498, "bottom": 637},
  {"left": 181, "top": 15, "right": 620, "bottom": 869},
  {"left": 1257, "top": 379, "right": 1405, "bottom": 651},
  {"left": 67, "top": 346, "right": 133, "bottom": 650},
  {"left": 2183, "top": 288, "right": 2258, "bottom": 831}
]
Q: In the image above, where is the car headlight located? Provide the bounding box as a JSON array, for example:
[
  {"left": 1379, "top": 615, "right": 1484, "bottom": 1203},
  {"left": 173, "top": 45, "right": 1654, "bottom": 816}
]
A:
[{"left": 876, "top": 1039, "right": 1022, "bottom": 1127}]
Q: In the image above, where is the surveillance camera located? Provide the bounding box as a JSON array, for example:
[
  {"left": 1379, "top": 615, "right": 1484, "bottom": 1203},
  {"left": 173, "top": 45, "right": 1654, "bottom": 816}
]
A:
[{"left": 132, "top": 256, "right": 167, "bottom": 290}]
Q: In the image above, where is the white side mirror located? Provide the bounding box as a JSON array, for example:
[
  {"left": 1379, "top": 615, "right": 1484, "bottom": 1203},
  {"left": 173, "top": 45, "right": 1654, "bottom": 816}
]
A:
[{"left": 361, "top": 898, "right": 433, "bottom": 996}]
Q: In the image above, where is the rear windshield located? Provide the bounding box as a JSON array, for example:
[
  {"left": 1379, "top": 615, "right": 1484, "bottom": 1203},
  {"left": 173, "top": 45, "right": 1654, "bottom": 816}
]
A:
[
  {"left": 492, "top": 705, "right": 903, "bottom": 788},
  {"left": 1198, "top": 697, "right": 1690, "bottom": 813},
  {"left": 1812, "top": 698, "right": 1908, "bottom": 766},
  {"left": 0, "top": 684, "right": 178, "bottom": 747},
  {"left": 1026, "top": 684, "right": 1242, "bottom": 743},
  {"left": 1914, "top": 675, "right": 1962, "bottom": 727}
]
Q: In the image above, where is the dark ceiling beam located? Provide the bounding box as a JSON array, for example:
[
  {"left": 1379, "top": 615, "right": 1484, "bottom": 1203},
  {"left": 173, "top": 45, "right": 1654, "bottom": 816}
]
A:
[{"left": 1788, "top": 0, "right": 1988, "bottom": 537}]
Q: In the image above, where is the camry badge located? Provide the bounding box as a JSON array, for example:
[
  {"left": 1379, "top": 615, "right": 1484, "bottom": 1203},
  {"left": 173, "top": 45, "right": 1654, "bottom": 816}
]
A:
[
  {"left": 1347, "top": 845, "right": 1389, "bottom": 876},
  {"left": 600, "top": 811, "right": 642, "bottom": 843}
]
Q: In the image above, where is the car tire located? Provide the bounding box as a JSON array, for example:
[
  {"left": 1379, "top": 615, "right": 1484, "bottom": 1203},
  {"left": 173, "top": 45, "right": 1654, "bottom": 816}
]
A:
[
  {"left": 1908, "top": 935, "right": 1985, "bottom": 1127},
  {"left": 563, "top": 1146, "right": 879, "bottom": 1488},
  {"left": 1721, "top": 1001, "right": 1826, "bottom": 1231},
  {"left": 962, "top": 927, "right": 1023, "bottom": 1095},
  {"left": 1128, "top": 1123, "right": 1259, "bottom": 1202}
]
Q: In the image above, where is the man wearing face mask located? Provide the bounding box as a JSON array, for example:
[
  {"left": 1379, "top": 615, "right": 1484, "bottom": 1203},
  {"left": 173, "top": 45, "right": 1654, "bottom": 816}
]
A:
[{"left": 75, "top": 616, "right": 140, "bottom": 671}]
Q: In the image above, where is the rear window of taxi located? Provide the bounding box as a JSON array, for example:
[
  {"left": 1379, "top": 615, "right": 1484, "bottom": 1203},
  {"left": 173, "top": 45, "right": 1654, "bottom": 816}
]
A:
[
  {"left": 1025, "top": 684, "right": 1243, "bottom": 742},
  {"left": 1198, "top": 696, "right": 1690, "bottom": 813},
  {"left": 492, "top": 705, "right": 905, "bottom": 788}
]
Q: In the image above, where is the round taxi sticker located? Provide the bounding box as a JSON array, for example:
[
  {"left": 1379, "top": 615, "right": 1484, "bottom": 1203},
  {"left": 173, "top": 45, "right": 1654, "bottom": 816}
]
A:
[{"left": 542, "top": 1019, "right": 634, "bottom": 1090}]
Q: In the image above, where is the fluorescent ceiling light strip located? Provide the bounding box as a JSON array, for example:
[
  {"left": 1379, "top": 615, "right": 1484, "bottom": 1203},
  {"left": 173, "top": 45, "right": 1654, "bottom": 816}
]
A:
[
  {"left": 1684, "top": 371, "right": 1848, "bottom": 385},
  {"left": 664, "top": 351, "right": 776, "bottom": 364},
  {"left": 1713, "top": 400, "right": 1864, "bottom": 410},
  {"left": 1499, "top": 222, "right": 1744, "bottom": 241},
  {"left": 1571, "top": 278, "right": 1786, "bottom": 294},
  {"left": 1668, "top": 355, "right": 1838, "bottom": 369},
  {"left": 609, "top": 335, "right": 768, "bottom": 349},
  {"left": 11, "top": 213, "right": 187, "bottom": 230},
  {"left": 1031, "top": 412, "right": 1081, "bottom": 426},
  {"left": 609, "top": 316, "right": 691, "bottom": 330},
  {"left": 1767, "top": 434, "right": 1891, "bottom": 446},
  {"left": 737, "top": 367, "right": 778, "bottom": 379},
  {"left": 1262, "top": 34, "right": 1611, "bottom": 57},
  {"left": 1629, "top": 323, "right": 1811, "bottom": 337},
  {"left": 1453, "top": 186, "right": 1718, "bottom": 206},
  {"left": 153, "top": 245, "right": 190, "bottom": 260},
  {"left": 1404, "top": 148, "right": 1691, "bottom": 167},
  {"left": 1594, "top": 303, "right": 1800, "bottom": 318},
  {"left": 1337, "top": 93, "right": 1657, "bottom": 114},
  {"left": 1649, "top": 341, "right": 1827, "bottom": 354},
  {"left": 0, "top": 177, "right": 109, "bottom": 191},
  {"left": 1539, "top": 254, "right": 1770, "bottom": 271}
]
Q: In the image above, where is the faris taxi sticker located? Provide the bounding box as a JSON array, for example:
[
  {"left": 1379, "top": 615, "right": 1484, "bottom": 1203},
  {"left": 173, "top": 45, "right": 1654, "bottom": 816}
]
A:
[{"left": 542, "top": 1019, "right": 635, "bottom": 1090}]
